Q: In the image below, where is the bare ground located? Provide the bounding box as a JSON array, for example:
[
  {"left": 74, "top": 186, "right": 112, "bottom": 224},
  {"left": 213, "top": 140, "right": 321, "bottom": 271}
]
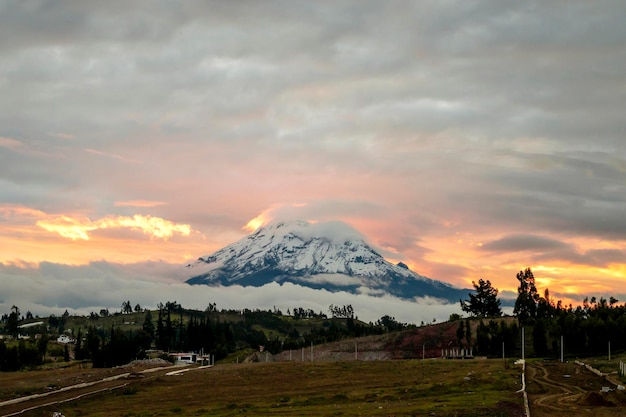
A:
[{"left": 526, "top": 360, "right": 626, "bottom": 417}]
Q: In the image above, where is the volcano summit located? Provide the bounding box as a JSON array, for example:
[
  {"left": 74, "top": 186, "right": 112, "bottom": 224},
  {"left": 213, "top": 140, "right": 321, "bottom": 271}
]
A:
[{"left": 186, "top": 220, "right": 466, "bottom": 303}]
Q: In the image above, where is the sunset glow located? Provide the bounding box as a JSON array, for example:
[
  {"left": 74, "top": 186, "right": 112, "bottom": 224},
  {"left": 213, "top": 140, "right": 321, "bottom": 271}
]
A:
[
  {"left": 243, "top": 214, "right": 269, "bottom": 233},
  {"left": 36, "top": 214, "right": 191, "bottom": 241},
  {"left": 1, "top": 1, "right": 625, "bottom": 319}
]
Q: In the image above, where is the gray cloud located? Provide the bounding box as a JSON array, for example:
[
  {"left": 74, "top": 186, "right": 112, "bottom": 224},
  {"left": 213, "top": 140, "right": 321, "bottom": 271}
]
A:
[
  {"left": 1, "top": 1, "right": 625, "bottom": 297},
  {"left": 482, "top": 235, "right": 570, "bottom": 252},
  {"left": 483, "top": 234, "right": 626, "bottom": 268},
  {"left": 535, "top": 248, "right": 626, "bottom": 269},
  {"left": 0, "top": 261, "right": 462, "bottom": 324}
]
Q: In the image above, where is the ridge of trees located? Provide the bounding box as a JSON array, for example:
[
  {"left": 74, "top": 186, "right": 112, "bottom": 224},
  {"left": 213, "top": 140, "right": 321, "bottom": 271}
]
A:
[
  {"left": 461, "top": 267, "right": 626, "bottom": 358},
  {"left": 0, "top": 303, "right": 412, "bottom": 370}
]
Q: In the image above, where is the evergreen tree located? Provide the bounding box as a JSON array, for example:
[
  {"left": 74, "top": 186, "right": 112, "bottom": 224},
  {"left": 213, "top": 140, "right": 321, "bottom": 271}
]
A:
[
  {"left": 75, "top": 329, "right": 86, "bottom": 360},
  {"left": 121, "top": 301, "right": 132, "bottom": 314},
  {"left": 86, "top": 326, "right": 103, "bottom": 367},
  {"left": 7, "top": 305, "right": 20, "bottom": 337},
  {"left": 142, "top": 310, "right": 155, "bottom": 342},
  {"left": 156, "top": 304, "right": 166, "bottom": 350},
  {"left": 37, "top": 332, "right": 49, "bottom": 362},
  {"left": 514, "top": 268, "right": 540, "bottom": 324},
  {"left": 460, "top": 279, "right": 502, "bottom": 317},
  {"left": 475, "top": 320, "right": 490, "bottom": 355},
  {"left": 456, "top": 321, "right": 465, "bottom": 347},
  {"left": 165, "top": 306, "right": 173, "bottom": 350}
]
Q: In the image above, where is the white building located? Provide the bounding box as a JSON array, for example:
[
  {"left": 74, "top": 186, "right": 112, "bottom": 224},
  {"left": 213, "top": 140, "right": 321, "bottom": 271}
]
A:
[
  {"left": 170, "top": 353, "right": 197, "bottom": 365},
  {"left": 57, "top": 335, "right": 73, "bottom": 344}
]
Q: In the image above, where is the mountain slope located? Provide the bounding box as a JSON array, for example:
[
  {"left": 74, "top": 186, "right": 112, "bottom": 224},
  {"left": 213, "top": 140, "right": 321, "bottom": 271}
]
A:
[{"left": 186, "top": 220, "right": 467, "bottom": 302}]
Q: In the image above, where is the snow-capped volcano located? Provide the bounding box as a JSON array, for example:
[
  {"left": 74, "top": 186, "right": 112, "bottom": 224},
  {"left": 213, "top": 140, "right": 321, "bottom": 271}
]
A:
[{"left": 186, "top": 220, "right": 466, "bottom": 302}]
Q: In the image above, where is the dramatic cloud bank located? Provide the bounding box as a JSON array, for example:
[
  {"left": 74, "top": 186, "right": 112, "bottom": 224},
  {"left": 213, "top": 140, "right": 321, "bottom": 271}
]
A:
[
  {"left": 1, "top": 1, "right": 625, "bottom": 315},
  {"left": 0, "top": 261, "right": 463, "bottom": 324}
]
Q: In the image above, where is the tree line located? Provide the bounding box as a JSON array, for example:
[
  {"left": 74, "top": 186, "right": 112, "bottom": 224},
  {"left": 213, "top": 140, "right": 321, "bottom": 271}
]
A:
[
  {"left": 0, "top": 302, "right": 414, "bottom": 370},
  {"left": 460, "top": 267, "right": 626, "bottom": 358}
]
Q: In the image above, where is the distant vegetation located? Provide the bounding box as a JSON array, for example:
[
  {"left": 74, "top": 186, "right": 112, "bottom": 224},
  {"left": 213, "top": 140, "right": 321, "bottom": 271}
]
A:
[
  {"left": 460, "top": 267, "right": 626, "bottom": 358},
  {"left": 1, "top": 267, "right": 625, "bottom": 371},
  {"left": 0, "top": 301, "right": 412, "bottom": 371}
]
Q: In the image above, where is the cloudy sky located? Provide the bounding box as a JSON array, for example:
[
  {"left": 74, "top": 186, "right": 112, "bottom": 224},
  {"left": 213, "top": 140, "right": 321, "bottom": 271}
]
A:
[{"left": 1, "top": 1, "right": 625, "bottom": 323}]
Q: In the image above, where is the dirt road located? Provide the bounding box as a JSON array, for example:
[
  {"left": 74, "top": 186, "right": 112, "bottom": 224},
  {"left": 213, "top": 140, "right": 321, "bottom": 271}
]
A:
[
  {"left": 0, "top": 365, "right": 178, "bottom": 417},
  {"left": 526, "top": 360, "right": 626, "bottom": 417}
]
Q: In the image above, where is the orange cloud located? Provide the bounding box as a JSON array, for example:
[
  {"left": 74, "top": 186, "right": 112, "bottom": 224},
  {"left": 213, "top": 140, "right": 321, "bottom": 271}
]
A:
[
  {"left": 243, "top": 206, "right": 279, "bottom": 232},
  {"left": 243, "top": 215, "right": 266, "bottom": 233},
  {"left": 243, "top": 203, "right": 313, "bottom": 232},
  {"left": 0, "top": 205, "right": 47, "bottom": 218},
  {"left": 37, "top": 214, "right": 191, "bottom": 240},
  {"left": 1, "top": 205, "right": 211, "bottom": 265}
]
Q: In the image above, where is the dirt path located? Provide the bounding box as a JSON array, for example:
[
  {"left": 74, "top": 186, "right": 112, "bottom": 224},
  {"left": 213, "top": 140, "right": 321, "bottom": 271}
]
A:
[
  {"left": 0, "top": 365, "right": 179, "bottom": 417},
  {"left": 527, "top": 361, "right": 626, "bottom": 417},
  {"left": 0, "top": 378, "right": 131, "bottom": 417}
]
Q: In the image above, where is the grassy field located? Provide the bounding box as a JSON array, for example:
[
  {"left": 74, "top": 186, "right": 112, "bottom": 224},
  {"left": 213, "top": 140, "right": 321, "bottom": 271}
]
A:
[{"left": 7, "top": 359, "right": 525, "bottom": 417}]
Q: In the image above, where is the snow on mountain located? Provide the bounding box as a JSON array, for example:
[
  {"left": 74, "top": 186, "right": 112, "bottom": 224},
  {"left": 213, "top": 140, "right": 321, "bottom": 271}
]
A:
[{"left": 185, "top": 220, "right": 466, "bottom": 302}]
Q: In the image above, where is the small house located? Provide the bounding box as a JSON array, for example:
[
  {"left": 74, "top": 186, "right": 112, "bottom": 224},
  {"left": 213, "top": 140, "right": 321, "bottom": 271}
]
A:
[
  {"left": 57, "top": 335, "right": 73, "bottom": 344},
  {"left": 170, "top": 353, "right": 197, "bottom": 365}
]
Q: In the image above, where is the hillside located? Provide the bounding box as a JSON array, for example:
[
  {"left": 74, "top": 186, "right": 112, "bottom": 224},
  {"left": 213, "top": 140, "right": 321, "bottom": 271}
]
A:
[
  {"left": 270, "top": 317, "right": 520, "bottom": 362},
  {"left": 3, "top": 308, "right": 510, "bottom": 370}
]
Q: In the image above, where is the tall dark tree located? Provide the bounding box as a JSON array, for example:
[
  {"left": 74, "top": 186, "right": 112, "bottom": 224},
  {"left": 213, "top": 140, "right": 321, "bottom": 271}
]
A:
[
  {"left": 514, "top": 268, "right": 540, "bottom": 324},
  {"left": 156, "top": 304, "right": 166, "bottom": 350},
  {"left": 536, "top": 288, "right": 556, "bottom": 319},
  {"left": 142, "top": 310, "right": 155, "bottom": 342},
  {"left": 7, "top": 305, "right": 20, "bottom": 337},
  {"left": 460, "top": 279, "right": 502, "bottom": 317},
  {"left": 85, "top": 326, "right": 103, "bottom": 366},
  {"left": 475, "top": 320, "right": 490, "bottom": 355},
  {"left": 75, "top": 329, "right": 86, "bottom": 360},
  {"left": 37, "top": 332, "right": 49, "bottom": 362},
  {"left": 122, "top": 301, "right": 132, "bottom": 314},
  {"left": 456, "top": 320, "right": 465, "bottom": 347}
]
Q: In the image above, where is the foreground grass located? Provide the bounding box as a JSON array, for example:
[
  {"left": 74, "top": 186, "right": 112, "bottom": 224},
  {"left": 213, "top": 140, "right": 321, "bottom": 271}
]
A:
[{"left": 22, "top": 359, "right": 524, "bottom": 417}]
